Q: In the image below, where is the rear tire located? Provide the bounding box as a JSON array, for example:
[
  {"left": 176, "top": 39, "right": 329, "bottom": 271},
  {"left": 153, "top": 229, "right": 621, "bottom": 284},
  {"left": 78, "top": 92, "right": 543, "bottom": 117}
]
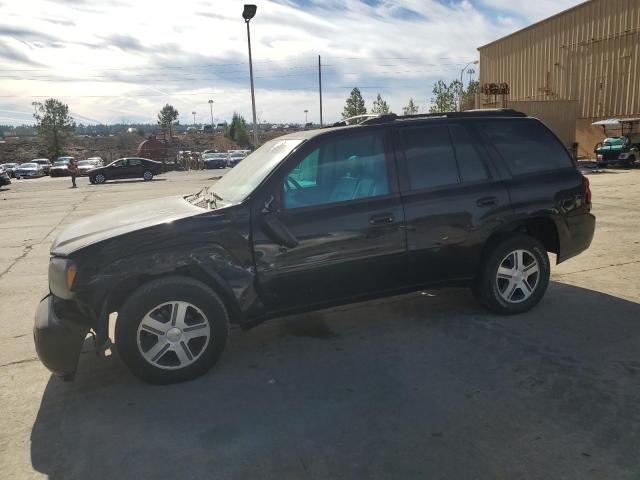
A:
[
  {"left": 473, "top": 234, "right": 550, "bottom": 315},
  {"left": 143, "top": 170, "right": 154, "bottom": 181},
  {"left": 115, "top": 276, "right": 230, "bottom": 384},
  {"left": 94, "top": 173, "right": 106, "bottom": 184}
]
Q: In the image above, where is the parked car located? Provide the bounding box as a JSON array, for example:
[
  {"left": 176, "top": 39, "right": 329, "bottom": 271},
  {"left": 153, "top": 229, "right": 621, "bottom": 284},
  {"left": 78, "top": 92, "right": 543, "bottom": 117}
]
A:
[
  {"left": 15, "top": 162, "right": 45, "bottom": 178},
  {"left": 1, "top": 163, "right": 18, "bottom": 178},
  {"left": 33, "top": 109, "right": 595, "bottom": 384},
  {"left": 227, "top": 152, "right": 246, "bottom": 167},
  {"left": 200, "top": 125, "right": 213, "bottom": 133},
  {"left": 77, "top": 158, "right": 103, "bottom": 176},
  {"left": 203, "top": 152, "right": 229, "bottom": 169},
  {"left": 32, "top": 158, "right": 52, "bottom": 175},
  {"left": 50, "top": 158, "right": 73, "bottom": 177},
  {"left": 0, "top": 171, "right": 11, "bottom": 187},
  {"left": 88, "top": 157, "right": 163, "bottom": 184}
]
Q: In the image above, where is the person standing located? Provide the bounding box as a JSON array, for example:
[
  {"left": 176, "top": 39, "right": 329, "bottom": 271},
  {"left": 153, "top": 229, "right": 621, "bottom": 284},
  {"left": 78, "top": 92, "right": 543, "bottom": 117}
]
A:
[{"left": 68, "top": 157, "right": 78, "bottom": 188}]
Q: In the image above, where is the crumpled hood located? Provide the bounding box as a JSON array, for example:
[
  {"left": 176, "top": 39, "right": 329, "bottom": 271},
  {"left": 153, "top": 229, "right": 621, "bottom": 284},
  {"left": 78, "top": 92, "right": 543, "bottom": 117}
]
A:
[{"left": 51, "top": 195, "right": 204, "bottom": 256}]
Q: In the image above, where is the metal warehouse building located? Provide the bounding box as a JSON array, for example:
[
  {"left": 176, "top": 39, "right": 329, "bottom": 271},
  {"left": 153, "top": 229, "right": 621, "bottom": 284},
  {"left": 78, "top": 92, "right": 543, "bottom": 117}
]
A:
[{"left": 477, "top": 0, "right": 640, "bottom": 157}]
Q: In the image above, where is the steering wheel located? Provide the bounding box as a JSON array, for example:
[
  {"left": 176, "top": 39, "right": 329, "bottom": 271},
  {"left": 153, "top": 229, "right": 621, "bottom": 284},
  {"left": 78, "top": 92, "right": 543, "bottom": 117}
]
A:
[{"left": 284, "top": 175, "right": 303, "bottom": 192}]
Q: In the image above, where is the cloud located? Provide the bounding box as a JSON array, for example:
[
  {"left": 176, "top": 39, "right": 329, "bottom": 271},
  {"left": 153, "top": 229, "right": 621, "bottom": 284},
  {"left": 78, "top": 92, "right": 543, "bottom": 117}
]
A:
[{"left": 0, "top": 0, "right": 586, "bottom": 125}]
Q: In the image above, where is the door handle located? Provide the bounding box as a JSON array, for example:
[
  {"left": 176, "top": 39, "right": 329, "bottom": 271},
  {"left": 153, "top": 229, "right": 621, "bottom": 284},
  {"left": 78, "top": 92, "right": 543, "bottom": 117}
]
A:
[
  {"left": 476, "top": 196, "right": 498, "bottom": 207},
  {"left": 369, "top": 213, "right": 395, "bottom": 225}
]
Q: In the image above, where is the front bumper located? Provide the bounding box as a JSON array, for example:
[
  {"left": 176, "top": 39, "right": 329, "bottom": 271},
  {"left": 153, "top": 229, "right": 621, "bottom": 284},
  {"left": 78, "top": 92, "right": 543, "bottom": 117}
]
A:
[{"left": 33, "top": 294, "right": 90, "bottom": 380}]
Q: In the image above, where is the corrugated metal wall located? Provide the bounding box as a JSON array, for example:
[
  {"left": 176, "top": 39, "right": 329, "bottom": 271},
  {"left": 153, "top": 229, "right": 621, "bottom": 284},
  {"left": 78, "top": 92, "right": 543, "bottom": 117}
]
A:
[{"left": 478, "top": 0, "right": 640, "bottom": 119}]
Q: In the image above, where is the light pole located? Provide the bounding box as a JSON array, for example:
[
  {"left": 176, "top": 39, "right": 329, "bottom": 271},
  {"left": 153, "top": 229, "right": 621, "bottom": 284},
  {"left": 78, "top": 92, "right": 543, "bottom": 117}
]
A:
[
  {"left": 459, "top": 60, "right": 479, "bottom": 111},
  {"left": 192, "top": 111, "right": 196, "bottom": 125},
  {"left": 208, "top": 99, "right": 214, "bottom": 130},
  {"left": 243, "top": 4, "right": 259, "bottom": 147},
  {"left": 304, "top": 109, "right": 308, "bottom": 125}
]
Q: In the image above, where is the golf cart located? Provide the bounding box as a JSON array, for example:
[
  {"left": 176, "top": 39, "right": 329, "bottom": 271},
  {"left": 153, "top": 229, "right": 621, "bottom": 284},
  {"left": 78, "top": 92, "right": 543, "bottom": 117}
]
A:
[{"left": 592, "top": 118, "right": 640, "bottom": 167}]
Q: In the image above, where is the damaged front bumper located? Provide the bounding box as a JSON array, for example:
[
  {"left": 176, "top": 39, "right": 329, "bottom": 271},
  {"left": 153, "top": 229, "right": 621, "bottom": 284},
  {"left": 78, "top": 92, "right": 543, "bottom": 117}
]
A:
[{"left": 33, "top": 294, "right": 90, "bottom": 381}]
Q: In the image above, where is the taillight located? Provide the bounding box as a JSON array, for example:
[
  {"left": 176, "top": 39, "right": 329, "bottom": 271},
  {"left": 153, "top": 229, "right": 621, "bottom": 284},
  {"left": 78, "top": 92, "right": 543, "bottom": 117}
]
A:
[
  {"left": 583, "top": 176, "right": 592, "bottom": 208},
  {"left": 596, "top": 154, "right": 603, "bottom": 161}
]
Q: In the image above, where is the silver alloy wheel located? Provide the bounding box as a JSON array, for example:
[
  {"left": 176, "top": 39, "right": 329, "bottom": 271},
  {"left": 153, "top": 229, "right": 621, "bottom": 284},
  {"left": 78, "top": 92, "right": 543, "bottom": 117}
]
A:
[
  {"left": 136, "top": 301, "right": 211, "bottom": 370},
  {"left": 143, "top": 171, "right": 153, "bottom": 180},
  {"left": 495, "top": 249, "right": 540, "bottom": 303},
  {"left": 95, "top": 173, "right": 106, "bottom": 183}
]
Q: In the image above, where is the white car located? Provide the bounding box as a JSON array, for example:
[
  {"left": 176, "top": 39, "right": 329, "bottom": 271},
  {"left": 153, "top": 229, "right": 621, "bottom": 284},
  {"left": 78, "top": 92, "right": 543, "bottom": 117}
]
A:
[
  {"left": 15, "top": 163, "right": 45, "bottom": 178},
  {"left": 77, "top": 158, "right": 103, "bottom": 176}
]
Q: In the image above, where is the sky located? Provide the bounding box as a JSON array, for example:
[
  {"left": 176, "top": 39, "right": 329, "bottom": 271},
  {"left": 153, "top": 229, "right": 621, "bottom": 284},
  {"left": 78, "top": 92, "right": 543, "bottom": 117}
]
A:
[{"left": 0, "top": 0, "right": 585, "bottom": 126}]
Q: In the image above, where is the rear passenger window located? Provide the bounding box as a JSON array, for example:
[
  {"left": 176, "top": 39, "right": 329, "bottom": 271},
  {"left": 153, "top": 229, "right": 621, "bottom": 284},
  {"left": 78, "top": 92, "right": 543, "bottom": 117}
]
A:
[
  {"left": 449, "top": 125, "right": 489, "bottom": 183},
  {"left": 478, "top": 119, "right": 573, "bottom": 175},
  {"left": 128, "top": 159, "right": 142, "bottom": 166},
  {"left": 401, "top": 126, "right": 459, "bottom": 190}
]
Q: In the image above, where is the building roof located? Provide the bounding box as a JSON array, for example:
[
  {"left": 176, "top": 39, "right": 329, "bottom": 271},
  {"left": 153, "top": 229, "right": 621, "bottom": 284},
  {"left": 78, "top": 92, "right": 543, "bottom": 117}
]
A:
[{"left": 478, "top": 0, "right": 593, "bottom": 50}]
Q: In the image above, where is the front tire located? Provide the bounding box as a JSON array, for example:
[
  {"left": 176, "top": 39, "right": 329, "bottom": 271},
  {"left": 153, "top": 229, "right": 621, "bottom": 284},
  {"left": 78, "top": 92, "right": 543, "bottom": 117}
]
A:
[
  {"left": 143, "top": 170, "right": 154, "bottom": 181},
  {"left": 474, "top": 234, "right": 550, "bottom": 315},
  {"left": 94, "top": 173, "right": 106, "bottom": 184},
  {"left": 115, "top": 276, "right": 230, "bottom": 384}
]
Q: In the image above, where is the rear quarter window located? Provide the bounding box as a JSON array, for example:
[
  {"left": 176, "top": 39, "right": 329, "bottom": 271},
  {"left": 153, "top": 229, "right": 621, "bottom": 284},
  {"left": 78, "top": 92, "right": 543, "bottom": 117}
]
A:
[{"left": 476, "top": 119, "right": 573, "bottom": 175}]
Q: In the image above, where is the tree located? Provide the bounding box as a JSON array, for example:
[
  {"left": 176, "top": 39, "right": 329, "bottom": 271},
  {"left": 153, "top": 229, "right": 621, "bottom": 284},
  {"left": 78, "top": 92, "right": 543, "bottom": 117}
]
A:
[
  {"left": 225, "top": 112, "right": 250, "bottom": 147},
  {"left": 157, "top": 104, "right": 179, "bottom": 138},
  {"left": 342, "top": 87, "right": 367, "bottom": 119},
  {"left": 402, "top": 98, "right": 419, "bottom": 115},
  {"left": 460, "top": 80, "right": 479, "bottom": 111},
  {"left": 371, "top": 93, "right": 391, "bottom": 114},
  {"left": 33, "top": 98, "right": 75, "bottom": 159},
  {"left": 428, "top": 80, "right": 462, "bottom": 113}
]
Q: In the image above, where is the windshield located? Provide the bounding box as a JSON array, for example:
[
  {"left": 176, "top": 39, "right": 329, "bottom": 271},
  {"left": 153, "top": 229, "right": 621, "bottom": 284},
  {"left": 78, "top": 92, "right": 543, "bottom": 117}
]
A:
[
  {"left": 20, "top": 163, "right": 36, "bottom": 168},
  {"left": 77, "top": 161, "right": 93, "bottom": 166},
  {"left": 204, "top": 153, "right": 227, "bottom": 159},
  {"left": 54, "top": 160, "right": 70, "bottom": 166},
  {"left": 205, "top": 138, "right": 303, "bottom": 204},
  {"left": 604, "top": 137, "right": 626, "bottom": 146}
]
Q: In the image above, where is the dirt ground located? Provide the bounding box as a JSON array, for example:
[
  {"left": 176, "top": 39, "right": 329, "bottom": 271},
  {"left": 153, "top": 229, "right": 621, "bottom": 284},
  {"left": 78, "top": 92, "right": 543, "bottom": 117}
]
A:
[{"left": 0, "top": 166, "right": 639, "bottom": 479}]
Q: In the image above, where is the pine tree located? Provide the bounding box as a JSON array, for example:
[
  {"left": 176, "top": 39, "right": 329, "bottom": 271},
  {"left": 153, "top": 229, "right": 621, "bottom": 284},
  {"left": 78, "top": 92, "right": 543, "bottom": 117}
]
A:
[
  {"left": 402, "top": 98, "right": 419, "bottom": 115},
  {"left": 371, "top": 93, "right": 391, "bottom": 114},
  {"left": 342, "top": 87, "right": 367, "bottom": 119},
  {"left": 157, "top": 104, "right": 179, "bottom": 138},
  {"left": 33, "top": 98, "right": 76, "bottom": 159}
]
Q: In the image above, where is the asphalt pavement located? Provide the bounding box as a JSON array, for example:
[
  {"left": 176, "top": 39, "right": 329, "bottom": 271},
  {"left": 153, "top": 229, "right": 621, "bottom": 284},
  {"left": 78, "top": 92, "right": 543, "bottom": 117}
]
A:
[{"left": 1, "top": 168, "right": 639, "bottom": 479}]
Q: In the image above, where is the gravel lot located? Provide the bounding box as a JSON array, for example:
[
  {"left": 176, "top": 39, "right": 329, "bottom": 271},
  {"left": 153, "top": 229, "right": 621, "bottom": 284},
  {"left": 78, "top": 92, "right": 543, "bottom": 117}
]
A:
[{"left": 1, "top": 168, "right": 639, "bottom": 479}]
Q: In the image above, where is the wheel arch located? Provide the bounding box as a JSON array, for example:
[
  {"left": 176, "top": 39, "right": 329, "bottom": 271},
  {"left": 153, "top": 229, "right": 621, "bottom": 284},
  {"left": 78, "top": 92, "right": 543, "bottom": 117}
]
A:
[{"left": 480, "top": 216, "right": 560, "bottom": 268}]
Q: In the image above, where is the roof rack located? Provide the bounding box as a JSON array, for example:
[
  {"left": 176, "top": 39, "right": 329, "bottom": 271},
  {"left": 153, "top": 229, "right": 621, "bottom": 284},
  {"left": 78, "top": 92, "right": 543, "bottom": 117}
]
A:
[{"left": 327, "top": 109, "right": 526, "bottom": 128}]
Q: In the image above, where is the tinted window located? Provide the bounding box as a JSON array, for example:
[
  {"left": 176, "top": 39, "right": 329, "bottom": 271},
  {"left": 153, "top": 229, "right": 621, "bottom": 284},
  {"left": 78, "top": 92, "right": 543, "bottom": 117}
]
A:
[
  {"left": 449, "top": 125, "right": 489, "bottom": 183},
  {"left": 283, "top": 132, "right": 389, "bottom": 209},
  {"left": 401, "top": 126, "right": 459, "bottom": 190},
  {"left": 128, "top": 159, "right": 142, "bottom": 166},
  {"left": 477, "top": 119, "right": 573, "bottom": 175}
]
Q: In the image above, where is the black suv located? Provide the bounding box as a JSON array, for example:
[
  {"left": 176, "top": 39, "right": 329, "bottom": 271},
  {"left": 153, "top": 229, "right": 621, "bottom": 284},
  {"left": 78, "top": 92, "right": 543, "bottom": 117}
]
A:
[{"left": 34, "top": 110, "right": 595, "bottom": 384}]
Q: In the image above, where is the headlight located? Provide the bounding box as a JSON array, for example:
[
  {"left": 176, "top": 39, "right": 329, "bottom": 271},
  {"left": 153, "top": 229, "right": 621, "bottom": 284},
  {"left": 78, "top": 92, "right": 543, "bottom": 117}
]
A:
[{"left": 49, "top": 257, "right": 77, "bottom": 299}]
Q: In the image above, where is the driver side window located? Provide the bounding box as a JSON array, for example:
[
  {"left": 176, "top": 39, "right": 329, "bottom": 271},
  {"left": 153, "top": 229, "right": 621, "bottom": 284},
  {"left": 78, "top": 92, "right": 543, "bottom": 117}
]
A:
[{"left": 283, "top": 132, "right": 389, "bottom": 209}]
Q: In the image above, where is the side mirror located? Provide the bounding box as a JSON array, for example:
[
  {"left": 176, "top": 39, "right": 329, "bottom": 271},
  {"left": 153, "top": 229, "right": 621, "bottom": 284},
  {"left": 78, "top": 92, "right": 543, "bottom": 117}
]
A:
[{"left": 261, "top": 195, "right": 298, "bottom": 248}]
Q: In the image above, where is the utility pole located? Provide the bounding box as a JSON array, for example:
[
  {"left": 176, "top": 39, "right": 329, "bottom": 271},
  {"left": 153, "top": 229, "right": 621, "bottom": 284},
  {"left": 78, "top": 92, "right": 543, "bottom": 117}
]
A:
[
  {"left": 318, "top": 55, "right": 323, "bottom": 126},
  {"left": 304, "top": 109, "right": 308, "bottom": 125},
  {"left": 208, "top": 99, "right": 214, "bottom": 129},
  {"left": 192, "top": 111, "right": 196, "bottom": 125}
]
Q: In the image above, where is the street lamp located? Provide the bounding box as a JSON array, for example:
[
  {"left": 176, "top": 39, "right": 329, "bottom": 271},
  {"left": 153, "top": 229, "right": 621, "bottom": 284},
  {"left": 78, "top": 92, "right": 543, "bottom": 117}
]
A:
[
  {"left": 243, "top": 4, "right": 259, "bottom": 147},
  {"left": 459, "top": 60, "right": 479, "bottom": 111},
  {"left": 304, "top": 109, "right": 308, "bottom": 124},
  {"left": 192, "top": 111, "right": 196, "bottom": 125},
  {"left": 208, "top": 99, "right": 214, "bottom": 130}
]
